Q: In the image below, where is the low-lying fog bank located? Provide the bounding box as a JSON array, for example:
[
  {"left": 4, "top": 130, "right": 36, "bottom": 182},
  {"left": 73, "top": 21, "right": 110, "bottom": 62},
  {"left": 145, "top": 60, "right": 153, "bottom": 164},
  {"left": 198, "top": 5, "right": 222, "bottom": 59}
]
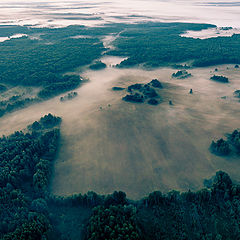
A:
[
  {"left": 0, "top": 0, "right": 240, "bottom": 28},
  {"left": 0, "top": 58, "right": 239, "bottom": 199},
  {"left": 181, "top": 27, "right": 240, "bottom": 39}
]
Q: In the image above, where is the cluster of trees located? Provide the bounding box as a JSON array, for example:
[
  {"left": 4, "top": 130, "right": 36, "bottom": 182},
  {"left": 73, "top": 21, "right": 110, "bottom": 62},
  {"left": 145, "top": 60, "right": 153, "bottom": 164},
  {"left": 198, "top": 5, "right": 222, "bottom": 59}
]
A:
[
  {"left": 30, "top": 113, "right": 61, "bottom": 131},
  {"left": 112, "top": 87, "right": 125, "bottom": 91},
  {"left": 148, "top": 98, "right": 159, "bottom": 105},
  {"left": 122, "top": 93, "right": 145, "bottom": 103},
  {"left": 234, "top": 90, "right": 240, "bottom": 98},
  {"left": 138, "top": 171, "right": 240, "bottom": 240},
  {"left": 0, "top": 113, "right": 61, "bottom": 239},
  {"left": 60, "top": 91, "right": 78, "bottom": 102},
  {"left": 122, "top": 79, "right": 162, "bottom": 105},
  {"left": 210, "top": 75, "right": 229, "bottom": 83},
  {"left": 211, "top": 138, "right": 230, "bottom": 155},
  {"left": 89, "top": 61, "right": 107, "bottom": 70},
  {"left": 107, "top": 22, "right": 240, "bottom": 68},
  {"left": 172, "top": 70, "right": 192, "bottom": 79},
  {"left": 86, "top": 205, "right": 139, "bottom": 240},
  {"left": 38, "top": 75, "right": 81, "bottom": 99},
  {"left": 50, "top": 190, "right": 127, "bottom": 210},
  {"left": 0, "top": 96, "right": 39, "bottom": 117},
  {"left": 172, "top": 64, "right": 191, "bottom": 69},
  {"left": 0, "top": 78, "right": 81, "bottom": 117},
  {"left": 150, "top": 79, "right": 163, "bottom": 88},
  {"left": 229, "top": 130, "right": 240, "bottom": 153},
  {"left": 211, "top": 129, "right": 240, "bottom": 155}
]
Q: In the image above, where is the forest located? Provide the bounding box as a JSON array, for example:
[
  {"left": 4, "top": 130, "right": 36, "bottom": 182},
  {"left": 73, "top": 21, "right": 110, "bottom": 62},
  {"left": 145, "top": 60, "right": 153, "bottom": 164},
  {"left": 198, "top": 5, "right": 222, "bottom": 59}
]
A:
[
  {"left": 0, "top": 25, "right": 109, "bottom": 116},
  {"left": 0, "top": 113, "right": 61, "bottom": 239},
  {"left": 89, "top": 61, "right": 107, "bottom": 70},
  {"left": 108, "top": 22, "right": 240, "bottom": 68},
  {"left": 0, "top": 114, "right": 240, "bottom": 239},
  {"left": 0, "top": 25, "right": 115, "bottom": 89}
]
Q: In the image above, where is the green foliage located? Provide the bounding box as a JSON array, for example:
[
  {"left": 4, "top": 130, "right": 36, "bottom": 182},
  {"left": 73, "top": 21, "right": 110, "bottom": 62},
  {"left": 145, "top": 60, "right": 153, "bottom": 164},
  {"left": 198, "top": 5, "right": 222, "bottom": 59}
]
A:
[
  {"left": 87, "top": 205, "right": 139, "bottom": 240},
  {"left": 0, "top": 36, "right": 104, "bottom": 86},
  {"left": 0, "top": 114, "right": 61, "bottom": 239},
  {"left": 89, "top": 61, "right": 107, "bottom": 70},
  {"left": 211, "top": 129, "right": 240, "bottom": 156},
  {"left": 234, "top": 90, "right": 240, "bottom": 98},
  {"left": 3, "top": 214, "right": 50, "bottom": 240},
  {"left": 0, "top": 25, "right": 109, "bottom": 117},
  {"left": 210, "top": 75, "right": 229, "bottom": 83},
  {"left": 38, "top": 75, "right": 81, "bottom": 99},
  {"left": 60, "top": 91, "right": 78, "bottom": 102},
  {"left": 229, "top": 130, "right": 240, "bottom": 152},
  {"left": 139, "top": 171, "right": 240, "bottom": 240},
  {"left": 0, "top": 96, "right": 39, "bottom": 117},
  {"left": 39, "top": 113, "right": 61, "bottom": 129},
  {"left": 108, "top": 22, "right": 240, "bottom": 68},
  {"left": 0, "top": 25, "right": 106, "bottom": 106},
  {"left": 1, "top": 114, "right": 240, "bottom": 240},
  {"left": 122, "top": 79, "right": 162, "bottom": 104},
  {"left": 172, "top": 70, "right": 192, "bottom": 79},
  {"left": 112, "top": 87, "right": 125, "bottom": 91},
  {"left": 211, "top": 138, "right": 230, "bottom": 155},
  {"left": 0, "top": 25, "right": 29, "bottom": 37},
  {"left": 148, "top": 98, "right": 159, "bottom": 105},
  {"left": 150, "top": 79, "right": 163, "bottom": 88},
  {"left": 123, "top": 93, "right": 145, "bottom": 103}
]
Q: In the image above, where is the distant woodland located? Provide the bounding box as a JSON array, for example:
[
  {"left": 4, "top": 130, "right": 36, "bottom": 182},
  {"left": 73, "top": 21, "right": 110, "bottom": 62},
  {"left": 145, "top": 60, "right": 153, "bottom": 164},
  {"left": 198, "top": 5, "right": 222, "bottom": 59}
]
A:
[
  {"left": 0, "top": 26, "right": 105, "bottom": 92},
  {"left": 108, "top": 22, "right": 240, "bottom": 68},
  {"left": 0, "top": 25, "right": 108, "bottom": 117},
  {"left": 0, "top": 23, "right": 240, "bottom": 117}
]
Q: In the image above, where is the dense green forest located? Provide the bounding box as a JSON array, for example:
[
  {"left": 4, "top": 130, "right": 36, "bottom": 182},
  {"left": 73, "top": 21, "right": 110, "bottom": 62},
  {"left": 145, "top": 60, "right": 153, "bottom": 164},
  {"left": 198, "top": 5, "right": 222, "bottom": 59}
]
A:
[
  {"left": 0, "top": 115, "right": 240, "bottom": 239},
  {"left": 107, "top": 22, "right": 240, "bottom": 68},
  {"left": 0, "top": 25, "right": 117, "bottom": 95},
  {"left": 0, "top": 34, "right": 102, "bottom": 87},
  {"left": 0, "top": 25, "right": 110, "bottom": 116},
  {"left": 89, "top": 61, "right": 107, "bottom": 70},
  {"left": 0, "top": 113, "right": 61, "bottom": 239}
]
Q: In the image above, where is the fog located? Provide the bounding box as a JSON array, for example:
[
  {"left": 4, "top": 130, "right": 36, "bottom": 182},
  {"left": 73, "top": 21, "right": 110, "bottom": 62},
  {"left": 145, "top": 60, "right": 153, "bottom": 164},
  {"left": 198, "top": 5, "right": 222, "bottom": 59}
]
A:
[
  {"left": 0, "top": 56, "right": 239, "bottom": 198},
  {"left": 0, "top": 1, "right": 240, "bottom": 199},
  {"left": 0, "top": 0, "right": 240, "bottom": 28}
]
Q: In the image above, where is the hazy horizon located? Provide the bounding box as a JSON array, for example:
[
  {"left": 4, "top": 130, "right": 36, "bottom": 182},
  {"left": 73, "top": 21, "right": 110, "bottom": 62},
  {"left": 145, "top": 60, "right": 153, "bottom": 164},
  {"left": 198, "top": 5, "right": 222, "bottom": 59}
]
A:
[{"left": 0, "top": 0, "right": 239, "bottom": 28}]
